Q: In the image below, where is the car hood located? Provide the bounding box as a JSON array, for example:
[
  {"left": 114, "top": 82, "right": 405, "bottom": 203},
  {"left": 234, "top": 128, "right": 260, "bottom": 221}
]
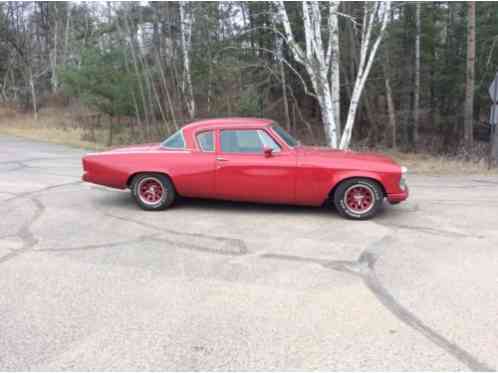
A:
[{"left": 300, "top": 146, "right": 399, "bottom": 166}]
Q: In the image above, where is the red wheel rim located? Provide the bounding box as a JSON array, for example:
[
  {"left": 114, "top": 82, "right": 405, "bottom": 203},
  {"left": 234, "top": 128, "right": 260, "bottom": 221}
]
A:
[
  {"left": 344, "top": 184, "right": 375, "bottom": 214},
  {"left": 137, "top": 177, "right": 165, "bottom": 205}
]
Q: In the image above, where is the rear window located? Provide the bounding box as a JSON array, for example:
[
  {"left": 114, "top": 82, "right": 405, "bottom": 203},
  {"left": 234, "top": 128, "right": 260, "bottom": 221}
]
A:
[
  {"left": 197, "top": 131, "right": 214, "bottom": 152},
  {"left": 161, "top": 130, "right": 185, "bottom": 149}
]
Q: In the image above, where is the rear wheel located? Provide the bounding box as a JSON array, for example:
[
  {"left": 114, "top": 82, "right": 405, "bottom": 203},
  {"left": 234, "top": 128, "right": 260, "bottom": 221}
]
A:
[
  {"left": 333, "top": 178, "right": 383, "bottom": 220},
  {"left": 131, "top": 173, "right": 175, "bottom": 211}
]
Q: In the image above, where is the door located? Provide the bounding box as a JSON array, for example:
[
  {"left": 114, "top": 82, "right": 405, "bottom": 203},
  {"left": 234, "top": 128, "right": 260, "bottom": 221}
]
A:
[{"left": 215, "top": 128, "right": 297, "bottom": 204}]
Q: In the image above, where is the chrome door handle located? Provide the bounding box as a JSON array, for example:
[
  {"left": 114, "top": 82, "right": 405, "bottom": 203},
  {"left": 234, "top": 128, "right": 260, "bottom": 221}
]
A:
[{"left": 216, "top": 157, "right": 228, "bottom": 162}]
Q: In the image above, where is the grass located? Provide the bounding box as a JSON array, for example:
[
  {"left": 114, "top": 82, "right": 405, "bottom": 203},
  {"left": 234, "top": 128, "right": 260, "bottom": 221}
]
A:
[
  {"left": 1, "top": 105, "right": 496, "bottom": 175},
  {"left": 0, "top": 124, "right": 109, "bottom": 151},
  {"left": 386, "top": 150, "right": 496, "bottom": 175},
  {"left": 0, "top": 106, "right": 110, "bottom": 151}
]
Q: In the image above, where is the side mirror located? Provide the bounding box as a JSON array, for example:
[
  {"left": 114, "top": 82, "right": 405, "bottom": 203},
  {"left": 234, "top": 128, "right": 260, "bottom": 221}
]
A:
[{"left": 263, "top": 147, "right": 273, "bottom": 158}]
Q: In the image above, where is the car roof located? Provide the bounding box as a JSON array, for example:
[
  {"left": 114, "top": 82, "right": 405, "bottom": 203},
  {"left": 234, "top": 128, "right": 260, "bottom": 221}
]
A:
[{"left": 182, "top": 117, "right": 274, "bottom": 132}]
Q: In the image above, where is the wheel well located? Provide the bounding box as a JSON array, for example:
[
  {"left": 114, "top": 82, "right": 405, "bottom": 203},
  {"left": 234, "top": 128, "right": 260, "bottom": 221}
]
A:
[
  {"left": 126, "top": 172, "right": 174, "bottom": 189},
  {"left": 327, "top": 177, "right": 386, "bottom": 201}
]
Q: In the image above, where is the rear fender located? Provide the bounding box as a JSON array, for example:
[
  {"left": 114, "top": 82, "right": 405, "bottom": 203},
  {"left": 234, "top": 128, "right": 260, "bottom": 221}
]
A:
[{"left": 126, "top": 170, "right": 173, "bottom": 188}]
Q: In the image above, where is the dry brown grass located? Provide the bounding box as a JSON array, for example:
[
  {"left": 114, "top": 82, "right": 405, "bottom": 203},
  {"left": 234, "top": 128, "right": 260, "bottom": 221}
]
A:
[
  {"left": 0, "top": 105, "right": 115, "bottom": 151},
  {"left": 385, "top": 150, "right": 497, "bottom": 175},
  {"left": 0, "top": 105, "right": 496, "bottom": 175}
]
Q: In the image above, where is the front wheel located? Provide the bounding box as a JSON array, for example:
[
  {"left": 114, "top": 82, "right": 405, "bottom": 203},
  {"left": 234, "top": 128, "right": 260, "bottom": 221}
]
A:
[
  {"left": 131, "top": 173, "right": 176, "bottom": 211},
  {"left": 333, "top": 178, "right": 383, "bottom": 220}
]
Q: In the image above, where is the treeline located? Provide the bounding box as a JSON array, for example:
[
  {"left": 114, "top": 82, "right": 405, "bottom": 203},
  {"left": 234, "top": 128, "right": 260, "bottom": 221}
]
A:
[{"left": 0, "top": 2, "right": 497, "bottom": 154}]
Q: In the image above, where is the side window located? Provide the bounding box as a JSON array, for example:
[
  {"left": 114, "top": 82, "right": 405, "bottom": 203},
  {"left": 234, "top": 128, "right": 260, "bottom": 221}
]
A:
[
  {"left": 197, "top": 131, "right": 214, "bottom": 152},
  {"left": 161, "top": 130, "right": 185, "bottom": 149},
  {"left": 221, "top": 130, "right": 262, "bottom": 153},
  {"left": 257, "top": 130, "right": 281, "bottom": 152}
]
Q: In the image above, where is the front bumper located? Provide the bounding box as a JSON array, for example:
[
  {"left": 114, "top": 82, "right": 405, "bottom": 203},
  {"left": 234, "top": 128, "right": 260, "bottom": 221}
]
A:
[{"left": 387, "top": 185, "right": 409, "bottom": 204}]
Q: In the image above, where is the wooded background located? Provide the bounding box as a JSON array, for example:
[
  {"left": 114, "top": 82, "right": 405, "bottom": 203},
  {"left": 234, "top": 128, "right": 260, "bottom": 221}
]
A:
[{"left": 0, "top": 1, "right": 496, "bottom": 159}]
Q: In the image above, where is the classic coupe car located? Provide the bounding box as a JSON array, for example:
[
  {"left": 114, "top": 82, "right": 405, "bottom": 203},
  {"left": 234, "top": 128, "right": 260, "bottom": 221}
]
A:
[{"left": 82, "top": 118, "right": 408, "bottom": 219}]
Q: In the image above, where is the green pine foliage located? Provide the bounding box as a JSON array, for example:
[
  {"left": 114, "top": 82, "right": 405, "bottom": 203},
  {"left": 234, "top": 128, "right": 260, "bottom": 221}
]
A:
[{"left": 61, "top": 47, "right": 138, "bottom": 118}]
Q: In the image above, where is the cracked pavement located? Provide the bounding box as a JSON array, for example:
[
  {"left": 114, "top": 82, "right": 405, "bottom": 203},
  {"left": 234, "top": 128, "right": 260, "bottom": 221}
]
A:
[{"left": 1, "top": 135, "right": 498, "bottom": 370}]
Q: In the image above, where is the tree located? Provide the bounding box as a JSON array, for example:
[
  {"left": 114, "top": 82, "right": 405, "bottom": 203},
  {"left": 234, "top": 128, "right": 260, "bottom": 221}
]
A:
[
  {"left": 413, "top": 2, "right": 421, "bottom": 149},
  {"left": 339, "top": 2, "right": 391, "bottom": 149},
  {"left": 61, "top": 48, "right": 140, "bottom": 144},
  {"left": 464, "top": 1, "right": 476, "bottom": 151},
  {"left": 274, "top": 1, "right": 341, "bottom": 148},
  {"left": 329, "top": 3, "right": 341, "bottom": 135},
  {"left": 179, "top": 1, "right": 195, "bottom": 120},
  {"left": 2, "top": 1, "right": 498, "bottom": 155}
]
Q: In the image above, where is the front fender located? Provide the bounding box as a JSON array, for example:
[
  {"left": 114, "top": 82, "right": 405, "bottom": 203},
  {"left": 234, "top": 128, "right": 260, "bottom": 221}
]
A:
[{"left": 329, "top": 171, "right": 386, "bottom": 196}]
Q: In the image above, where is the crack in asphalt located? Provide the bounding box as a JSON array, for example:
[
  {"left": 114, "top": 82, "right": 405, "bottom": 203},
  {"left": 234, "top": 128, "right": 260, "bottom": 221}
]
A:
[
  {"left": 471, "top": 179, "right": 498, "bottom": 186},
  {"left": 37, "top": 235, "right": 159, "bottom": 252},
  {"left": 263, "top": 236, "right": 494, "bottom": 372},
  {"left": 418, "top": 199, "right": 498, "bottom": 206},
  {"left": 0, "top": 197, "right": 44, "bottom": 264},
  {"left": 382, "top": 223, "right": 483, "bottom": 239},
  {"left": 7, "top": 164, "right": 81, "bottom": 178},
  {"left": 0, "top": 157, "right": 81, "bottom": 178},
  {"left": 104, "top": 212, "right": 248, "bottom": 255},
  {"left": 0, "top": 191, "right": 18, "bottom": 197},
  {"left": 38, "top": 233, "right": 246, "bottom": 257},
  {"left": 410, "top": 184, "right": 497, "bottom": 189},
  {"left": 4, "top": 181, "right": 82, "bottom": 203},
  {"left": 0, "top": 161, "right": 29, "bottom": 173},
  {"left": 0, "top": 156, "right": 79, "bottom": 166}
]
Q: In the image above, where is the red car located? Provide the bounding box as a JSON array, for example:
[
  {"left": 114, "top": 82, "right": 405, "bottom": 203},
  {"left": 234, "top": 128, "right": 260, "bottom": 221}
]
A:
[{"left": 82, "top": 118, "right": 408, "bottom": 220}]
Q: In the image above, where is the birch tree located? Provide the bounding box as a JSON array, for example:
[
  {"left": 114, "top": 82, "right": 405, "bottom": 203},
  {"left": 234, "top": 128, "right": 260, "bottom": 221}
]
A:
[
  {"left": 274, "top": 1, "right": 340, "bottom": 148},
  {"left": 339, "top": 2, "right": 391, "bottom": 149},
  {"left": 179, "top": 2, "right": 195, "bottom": 120},
  {"left": 413, "top": 2, "right": 421, "bottom": 148},
  {"left": 49, "top": 4, "right": 59, "bottom": 94},
  {"left": 329, "top": 3, "right": 341, "bottom": 135}
]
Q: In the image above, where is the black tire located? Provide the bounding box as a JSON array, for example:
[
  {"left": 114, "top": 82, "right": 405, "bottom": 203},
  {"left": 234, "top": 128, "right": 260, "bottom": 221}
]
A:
[
  {"left": 131, "top": 173, "right": 176, "bottom": 211},
  {"left": 333, "top": 178, "right": 384, "bottom": 220}
]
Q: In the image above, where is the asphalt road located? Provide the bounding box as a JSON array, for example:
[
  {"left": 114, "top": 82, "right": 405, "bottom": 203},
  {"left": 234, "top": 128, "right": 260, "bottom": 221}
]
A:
[{"left": 1, "top": 135, "right": 498, "bottom": 371}]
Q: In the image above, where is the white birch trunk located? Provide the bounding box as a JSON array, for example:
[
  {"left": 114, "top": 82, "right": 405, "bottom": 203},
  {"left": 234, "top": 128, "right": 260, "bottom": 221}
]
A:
[
  {"left": 339, "top": 2, "right": 391, "bottom": 149},
  {"left": 63, "top": 2, "right": 71, "bottom": 65},
  {"left": 179, "top": 2, "right": 195, "bottom": 120},
  {"left": 317, "top": 83, "right": 337, "bottom": 146},
  {"left": 275, "top": 1, "right": 338, "bottom": 148},
  {"left": 329, "top": 2, "right": 341, "bottom": 135},
  {"left": 50, "top": 4, "right": 58, "bottom": 94}
]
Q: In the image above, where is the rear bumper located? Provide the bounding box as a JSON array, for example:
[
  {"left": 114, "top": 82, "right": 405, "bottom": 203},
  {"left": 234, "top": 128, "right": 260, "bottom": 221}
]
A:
[
  {"left": 82, "top": 172, "right": 90, "bottom": 183},
  {"left": 82, "top": 172, "right": 125, "bottom": 189},
  {"left": 387, "top": 186, "right": 409, "bottom": 203}
]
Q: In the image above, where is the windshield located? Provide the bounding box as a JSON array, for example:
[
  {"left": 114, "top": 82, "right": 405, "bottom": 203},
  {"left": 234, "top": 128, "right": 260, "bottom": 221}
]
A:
[
  {"left": 161, "top": 130, "right": 185, "bottom": 149},
  {"left": 272, "top": 125, "right": 299, "bottom": 147}
]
